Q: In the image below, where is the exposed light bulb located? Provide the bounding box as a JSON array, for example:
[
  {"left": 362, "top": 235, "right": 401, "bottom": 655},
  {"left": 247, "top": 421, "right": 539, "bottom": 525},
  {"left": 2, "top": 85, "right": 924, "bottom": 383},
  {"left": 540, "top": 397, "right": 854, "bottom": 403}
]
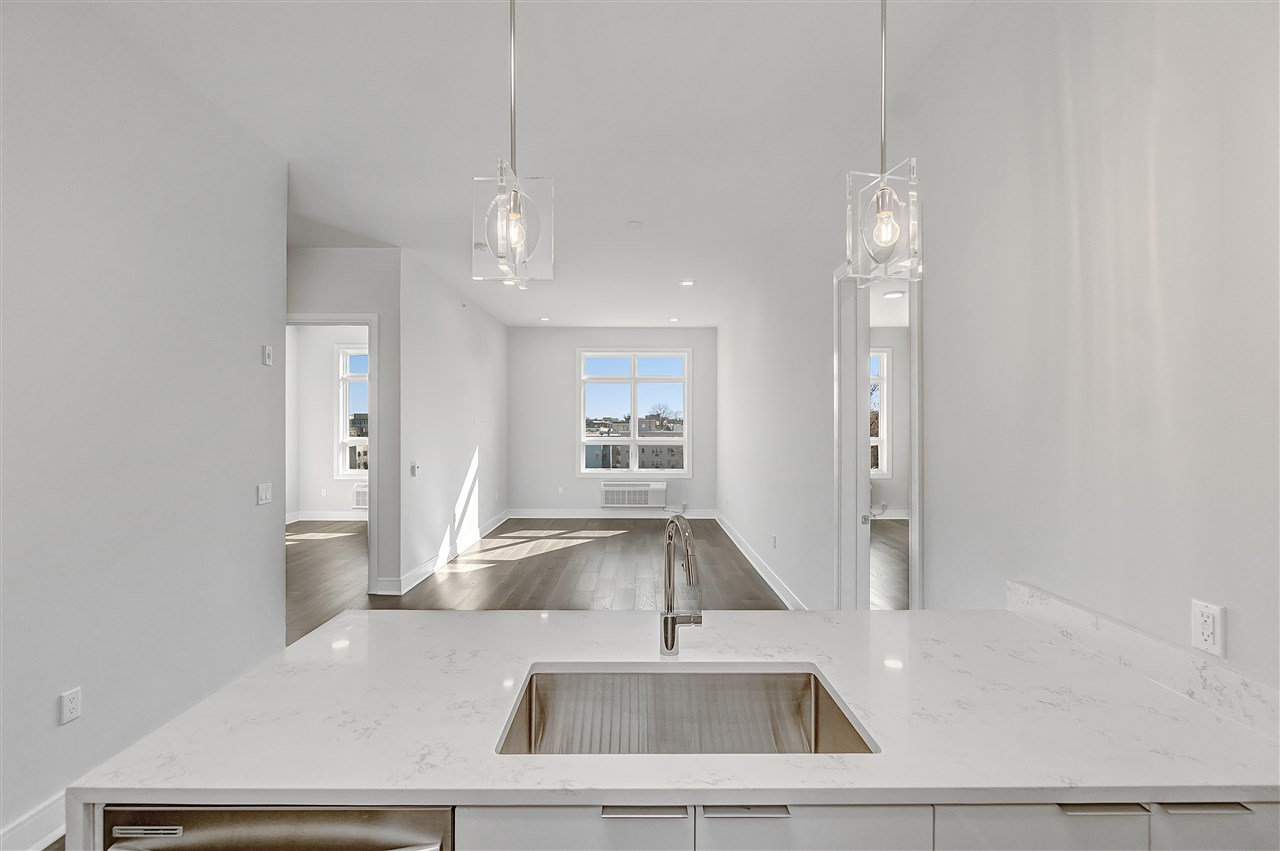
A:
[
  {"left": 873, "top": 209, "right": 899, "bottom": 248},
  {"left": 484, "top": 173, "right": 541, "bottom": 273},
  {"left": 860, "top": 185, "right": 903, "bottom": 265},
  {"left": 507, "top": 207, "right": 526, "bottom": 249}
]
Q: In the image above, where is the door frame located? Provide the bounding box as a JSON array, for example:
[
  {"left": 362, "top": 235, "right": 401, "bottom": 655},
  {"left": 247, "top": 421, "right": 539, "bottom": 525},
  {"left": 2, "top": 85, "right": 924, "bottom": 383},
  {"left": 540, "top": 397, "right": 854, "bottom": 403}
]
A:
[
  {"left": 833, "top": 274, "right": 924, "bottom": 610},
  {"left": 286, "top": 312, "right": 380, "bottom": 595}
]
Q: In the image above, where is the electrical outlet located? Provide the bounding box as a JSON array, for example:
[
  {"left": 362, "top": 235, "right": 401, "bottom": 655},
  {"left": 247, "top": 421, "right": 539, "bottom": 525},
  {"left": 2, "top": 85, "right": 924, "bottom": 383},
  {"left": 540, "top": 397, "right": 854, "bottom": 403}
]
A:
[
  {"left": 557, "top": 486, "right": 564, "bottom": 495},
  {"left": 1191, "top": 599, "right": 1225, "bottom": 657},
  {"left": 257, "top": 483, "right": 272, "bottom": 505},
  {"left": 59, "top": 687, "right": 81, "bottom": 725},
  {"left": 320, "top": 488, "right": 327, "bottom": 497},
  {"left": 261, "top": 344, "right": 273, "bottom": 366}
]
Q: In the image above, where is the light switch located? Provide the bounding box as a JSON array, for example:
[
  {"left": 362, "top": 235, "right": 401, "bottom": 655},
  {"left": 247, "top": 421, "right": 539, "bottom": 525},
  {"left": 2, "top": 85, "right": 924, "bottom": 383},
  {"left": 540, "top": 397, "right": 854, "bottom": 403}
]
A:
[
  {"left": 261, "top": 345, "right": 273, "bottom": 366},
  {"left": 257, "top": 483, "right": 272, "bottom": 505}
]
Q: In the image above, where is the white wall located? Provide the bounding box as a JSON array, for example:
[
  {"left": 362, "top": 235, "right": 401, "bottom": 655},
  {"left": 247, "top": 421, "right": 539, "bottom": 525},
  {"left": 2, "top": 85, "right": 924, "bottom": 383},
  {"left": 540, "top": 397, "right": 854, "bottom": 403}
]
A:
[
  {"left": 287, "top": 247, "right": 401, "bottom": 586},
  {"left": 508, "top": 327, "right": 717, "bottom": 514},
  {"left": 398, "top": 252, "right": 509, "bottom": 591},
  {"left": 0, "top": 3, "right": 286, "bottom": 844},
  {"left": 718, "top": 257, "right": 841, "bottom": 610},
  {"left": 291, "top": 325, "right": 370, "bottom": 518},
  {"left": 285, "top": 325, "right": 300, "bottom": 518},
  {"left": 870, "top": 326, "right": 911, "bottom": 515},
  {"left": 902, "top": 1, "right": 1279, "bottom": 682}
]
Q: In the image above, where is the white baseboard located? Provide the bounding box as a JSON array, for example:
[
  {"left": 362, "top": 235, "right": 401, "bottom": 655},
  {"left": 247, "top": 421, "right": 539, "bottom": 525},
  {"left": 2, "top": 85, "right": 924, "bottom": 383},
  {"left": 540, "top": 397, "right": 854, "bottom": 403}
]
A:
[
  {"left": 872, "top": 509, "right": 909, "bottom": 521},
  {"left": 506, "top": 508, "right": 716, "bottom": 520},
  {"left": 285, "top": 511, "right": 302, "bottom": 524},
  {"left": 289, "top": 510, "right": 368, "bottom": 522},
  {"left": 373, "top": 510, "right": 510, "bottom": 596},
  {"left": 1, "top": 790, "right": 63, "bottom": 851},
  {"left": 714, "top": 512, "right": 805, "bottom": 610}
]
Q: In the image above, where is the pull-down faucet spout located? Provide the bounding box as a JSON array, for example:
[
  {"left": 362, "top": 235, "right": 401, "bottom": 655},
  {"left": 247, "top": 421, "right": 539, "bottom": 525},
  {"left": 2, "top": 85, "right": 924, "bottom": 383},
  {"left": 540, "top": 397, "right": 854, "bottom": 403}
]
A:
[{"left": 661, "top": 515, "right": 702, "bottom": 656}]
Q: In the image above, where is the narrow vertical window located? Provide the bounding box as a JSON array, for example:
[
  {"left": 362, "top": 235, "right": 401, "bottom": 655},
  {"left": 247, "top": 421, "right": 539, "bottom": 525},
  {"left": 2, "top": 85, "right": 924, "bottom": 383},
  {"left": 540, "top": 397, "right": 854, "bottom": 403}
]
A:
[
  {"left": 870, "top": 349, "right": 890, "bottom": 478},
  {"left": 339, "top": 348, "right": 369, "bottom": 476}
]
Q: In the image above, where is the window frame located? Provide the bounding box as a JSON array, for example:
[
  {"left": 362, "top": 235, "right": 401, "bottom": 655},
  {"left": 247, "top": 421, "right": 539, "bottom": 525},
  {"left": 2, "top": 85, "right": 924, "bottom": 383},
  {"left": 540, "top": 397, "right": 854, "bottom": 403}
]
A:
[
  {"left": 336, "top": 346, "right": 370, "bottom": 479},
  {"left": 577, "top": 348, "right": 692, "bottom": 479},
  {"left": 870, "top": 347, "right": 890, "bottom": 479}
]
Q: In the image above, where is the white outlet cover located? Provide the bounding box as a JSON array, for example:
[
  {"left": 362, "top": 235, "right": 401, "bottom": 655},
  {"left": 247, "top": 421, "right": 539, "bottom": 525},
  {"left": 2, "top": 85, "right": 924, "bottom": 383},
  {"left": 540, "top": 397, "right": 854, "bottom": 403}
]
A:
[
  {"left": 59, "top": 687, "right": 81, "bottom": 725},
  {"left": 1191, "top": 599, "right": 1225, "bottom": 657}
]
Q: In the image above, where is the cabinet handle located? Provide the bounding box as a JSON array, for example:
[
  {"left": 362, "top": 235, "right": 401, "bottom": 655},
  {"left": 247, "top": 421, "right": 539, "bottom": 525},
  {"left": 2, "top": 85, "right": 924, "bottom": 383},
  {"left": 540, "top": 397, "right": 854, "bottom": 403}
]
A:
[
  {"left": 1158, "top": 802, "right": 1254, "bottom": 815},
  {"left": 702, "top": 805, "right": 792, "bottom": 819},
  {"left": 1057, "top": 804, "right": 1150, "bottom": 816},
  {"left": 600, "top": 806, "right": 690, "bottom": 819}
]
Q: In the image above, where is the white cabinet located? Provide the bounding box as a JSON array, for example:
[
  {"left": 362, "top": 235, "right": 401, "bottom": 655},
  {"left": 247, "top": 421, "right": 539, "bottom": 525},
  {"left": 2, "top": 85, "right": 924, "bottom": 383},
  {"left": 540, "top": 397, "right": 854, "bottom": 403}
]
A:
[
  {"left": 1149, "top": 802, "right": 1280, "bottom": 850},
  {"left": 933, "top": 804, "right": 1150, "bottom": 851},
  {"left": 455, "top": 805, "right": 694, "bottom": 851},
  {"left": 695, "top": 804, "right": 932, "bottom": 851}
]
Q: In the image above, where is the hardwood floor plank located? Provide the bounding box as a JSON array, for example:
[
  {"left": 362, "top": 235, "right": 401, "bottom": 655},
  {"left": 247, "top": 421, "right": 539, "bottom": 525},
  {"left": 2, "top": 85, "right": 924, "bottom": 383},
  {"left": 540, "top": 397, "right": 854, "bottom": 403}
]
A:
[
  {"left": 286, "top": 517, "right": 786, "bottom": 644},
  {"left": 870, "top": 518, "right": 909, "bottom": 611}
]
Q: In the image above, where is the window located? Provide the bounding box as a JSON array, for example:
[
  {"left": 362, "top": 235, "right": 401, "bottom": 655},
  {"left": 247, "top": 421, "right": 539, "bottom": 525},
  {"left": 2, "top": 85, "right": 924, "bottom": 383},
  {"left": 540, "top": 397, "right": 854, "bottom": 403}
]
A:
[
  {"left": 580, "top": 351, "right": 689, "bottom": 476},
  {"left": 338, "top": 348, "right": 369, "bottom": 477},
  {"left": 870, "top": 349, "right": 890, "bottom": 478}
]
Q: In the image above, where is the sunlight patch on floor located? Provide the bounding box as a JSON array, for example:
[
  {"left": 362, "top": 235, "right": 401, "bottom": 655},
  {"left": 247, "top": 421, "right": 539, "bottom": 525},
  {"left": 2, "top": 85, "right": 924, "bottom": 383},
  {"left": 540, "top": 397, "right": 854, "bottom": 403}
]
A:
[{"left": 436, "top": 561, "right": 499, "bottom": 574}]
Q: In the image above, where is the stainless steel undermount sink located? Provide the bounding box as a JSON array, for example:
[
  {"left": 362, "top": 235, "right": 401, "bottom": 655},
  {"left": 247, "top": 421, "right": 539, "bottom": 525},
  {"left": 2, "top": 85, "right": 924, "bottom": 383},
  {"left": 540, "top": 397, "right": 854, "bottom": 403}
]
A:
[{"left": 497, "top": 665, "right": 878, "bottom": 755}]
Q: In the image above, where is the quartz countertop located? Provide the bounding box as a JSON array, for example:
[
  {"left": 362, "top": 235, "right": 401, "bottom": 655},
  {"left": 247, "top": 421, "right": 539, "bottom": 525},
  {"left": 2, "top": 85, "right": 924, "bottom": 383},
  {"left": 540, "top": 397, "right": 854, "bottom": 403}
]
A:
[{"left": 69, "top": 610, "right": 1279, "bottom": 810}]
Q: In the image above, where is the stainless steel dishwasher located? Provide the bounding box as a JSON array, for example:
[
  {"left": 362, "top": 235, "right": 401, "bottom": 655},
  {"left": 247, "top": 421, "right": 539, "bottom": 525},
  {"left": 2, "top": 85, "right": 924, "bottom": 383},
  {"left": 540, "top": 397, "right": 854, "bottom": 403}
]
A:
[{"left": 102, "top": 805, "right": 451, "bottom": 850}]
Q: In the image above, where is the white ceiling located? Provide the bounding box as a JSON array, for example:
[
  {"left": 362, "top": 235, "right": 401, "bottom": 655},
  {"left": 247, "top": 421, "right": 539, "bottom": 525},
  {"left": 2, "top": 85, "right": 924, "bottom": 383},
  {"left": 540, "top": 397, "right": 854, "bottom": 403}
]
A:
[{"left": 92, "top": 0, "right": 969, "bottom": 327}]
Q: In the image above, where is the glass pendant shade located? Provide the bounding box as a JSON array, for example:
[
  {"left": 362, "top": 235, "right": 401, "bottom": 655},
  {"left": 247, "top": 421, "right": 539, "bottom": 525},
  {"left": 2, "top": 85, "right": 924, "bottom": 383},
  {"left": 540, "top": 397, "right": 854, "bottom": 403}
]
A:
[
  {"left": 844, "top": 157, "right": 921, "bottom": 288},
  {"left": 472, "top": 160, "right": 553, "bottom": 285}
]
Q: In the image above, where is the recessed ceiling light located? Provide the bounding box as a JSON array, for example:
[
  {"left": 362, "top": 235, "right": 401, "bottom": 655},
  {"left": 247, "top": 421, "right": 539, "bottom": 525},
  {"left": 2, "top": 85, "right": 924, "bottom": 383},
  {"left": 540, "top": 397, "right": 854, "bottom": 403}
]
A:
[
  {"left": 626, "top": 220, "right": 644, "bottom": 229},
  {"left": 678, "top": 280, "right": 696, "bottom": 287},
  {"left": 669, "top": 317, "right": 679, "bottom": 322},
  {"left": 884, "top": 658, "right": 904, "bottom": 669},
  {"left": 883, "top": 290, "right": 906, "bottom": 299},
  {"left": 539, "top": 317, "right": 550, "bottom": 322},
  {"left": 331, "top": 639, "right": 351, "bottom": 650},
  {"left": 503, "top": 280, "right": 517, "bottom": 287}
]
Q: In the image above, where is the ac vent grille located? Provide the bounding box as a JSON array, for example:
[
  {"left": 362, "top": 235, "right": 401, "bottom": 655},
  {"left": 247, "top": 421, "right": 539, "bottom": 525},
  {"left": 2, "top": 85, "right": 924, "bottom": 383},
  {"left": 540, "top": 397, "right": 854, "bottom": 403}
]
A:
[
  {"left": 352, "top": 483, "right": 370, "bottom": 509},
  {"left": 600, "top": 481, "right": 667, "bottom": 508}
]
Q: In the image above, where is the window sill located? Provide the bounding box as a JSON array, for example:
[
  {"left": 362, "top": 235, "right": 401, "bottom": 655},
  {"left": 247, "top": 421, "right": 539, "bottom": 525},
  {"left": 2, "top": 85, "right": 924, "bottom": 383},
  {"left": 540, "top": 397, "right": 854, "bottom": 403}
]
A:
[
  {"left": 334, "top": 472, "right": 370, "bottom": 481},
  {"left": 576, "top": 469, "right": 693, "bottom": 480}
]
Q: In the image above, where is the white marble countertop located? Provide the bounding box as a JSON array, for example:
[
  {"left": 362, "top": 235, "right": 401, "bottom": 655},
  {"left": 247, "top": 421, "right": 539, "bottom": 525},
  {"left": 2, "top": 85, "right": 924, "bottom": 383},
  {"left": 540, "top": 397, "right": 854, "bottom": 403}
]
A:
[{"left": 70, "top": 610, "right": 1279, "bottom": 810}]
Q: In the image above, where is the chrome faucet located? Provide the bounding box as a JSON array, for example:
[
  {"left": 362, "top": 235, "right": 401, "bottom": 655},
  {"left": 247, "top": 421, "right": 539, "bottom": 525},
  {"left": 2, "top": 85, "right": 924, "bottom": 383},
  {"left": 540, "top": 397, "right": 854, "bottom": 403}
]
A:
[{"left": 661, "top": 515, "right": 702, "bottom": 656}]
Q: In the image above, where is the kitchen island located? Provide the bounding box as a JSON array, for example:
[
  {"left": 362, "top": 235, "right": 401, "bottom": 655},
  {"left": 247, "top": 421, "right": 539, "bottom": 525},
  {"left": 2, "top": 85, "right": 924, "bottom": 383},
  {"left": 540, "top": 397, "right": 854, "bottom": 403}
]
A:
[{"left": 67, "top": 609, "right": 1279, "bottom": 849}]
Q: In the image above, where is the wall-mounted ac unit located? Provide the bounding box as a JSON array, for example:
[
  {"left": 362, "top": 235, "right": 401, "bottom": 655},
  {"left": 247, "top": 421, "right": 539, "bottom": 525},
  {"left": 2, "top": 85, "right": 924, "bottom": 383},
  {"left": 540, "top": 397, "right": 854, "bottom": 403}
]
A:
[
  {"left": 600, "top": 481, "right": 667, "bottom": 508},
  {"left": 352, "top": 482, "right": 370, "bottom": 509}
]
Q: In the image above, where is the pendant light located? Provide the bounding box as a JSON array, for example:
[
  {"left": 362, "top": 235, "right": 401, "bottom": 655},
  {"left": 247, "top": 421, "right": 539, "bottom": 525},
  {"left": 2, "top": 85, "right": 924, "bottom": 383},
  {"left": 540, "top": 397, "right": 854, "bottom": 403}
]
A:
[
  {"left": 845, "top": 0, "right": 920, "bottom": 287},
  {"left": 472, "top": 0, "right": 553, "bottom": 288}
]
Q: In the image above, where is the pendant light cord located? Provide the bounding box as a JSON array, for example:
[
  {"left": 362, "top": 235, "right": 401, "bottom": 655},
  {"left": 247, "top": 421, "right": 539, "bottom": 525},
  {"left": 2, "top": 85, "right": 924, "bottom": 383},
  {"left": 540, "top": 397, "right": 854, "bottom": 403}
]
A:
[
  {"left": 509, "top": 0, "right": 518, "bottom": 175},
  {"left": 879, "top": 0, "right": 887, "bottom": 178}
]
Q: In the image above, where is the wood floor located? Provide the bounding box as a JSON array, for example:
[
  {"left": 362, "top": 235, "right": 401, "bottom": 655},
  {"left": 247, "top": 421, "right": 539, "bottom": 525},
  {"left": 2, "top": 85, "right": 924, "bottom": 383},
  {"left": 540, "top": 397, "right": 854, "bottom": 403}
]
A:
[
  {"left": 870, "top": 518, "right": 909, "bottom": 610},
  {"left": 286, "top": 517, "right": 786, "bottom": 644},
  {"left": 285, "top": 520, "right": 372, "bottom": 645}
]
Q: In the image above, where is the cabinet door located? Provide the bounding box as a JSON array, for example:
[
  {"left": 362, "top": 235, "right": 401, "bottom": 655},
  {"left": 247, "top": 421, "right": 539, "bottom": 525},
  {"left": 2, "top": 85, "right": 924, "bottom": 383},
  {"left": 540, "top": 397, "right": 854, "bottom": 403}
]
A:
[
  {"left": 455, "top": 805, "right": 694, "bottom": 851},
  {"left": 1150, "top": 802, "right": 1280, "bottom": 850},
  {"left": 696, "top": 804, "right": 932, "bottom": 851},
  {"left": 934, "top": 804, "right": 1149, "bottom": 851}
]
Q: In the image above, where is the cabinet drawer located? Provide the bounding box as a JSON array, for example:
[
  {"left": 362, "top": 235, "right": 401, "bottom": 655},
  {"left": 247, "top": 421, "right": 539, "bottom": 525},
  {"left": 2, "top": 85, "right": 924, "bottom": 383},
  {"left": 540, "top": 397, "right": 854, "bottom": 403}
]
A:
[
  {"left": 696, "top": 804, "right": 932, "bottom": 850},
  {"left": 934, "top": 804, "right": 1149, "bottom": 851},
  {"left": 455, "top": 805, "right": 693, "bottom": 851},
  {"left": 1150, "top": 802, "right": 1280, "bottom": 850}
]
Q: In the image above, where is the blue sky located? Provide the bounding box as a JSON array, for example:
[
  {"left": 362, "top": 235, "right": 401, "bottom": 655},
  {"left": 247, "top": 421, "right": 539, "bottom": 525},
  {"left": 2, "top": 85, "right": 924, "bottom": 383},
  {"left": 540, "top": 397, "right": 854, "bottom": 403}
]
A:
[{"left": 583, "top": 356, "right": 685, "bottom": 419}]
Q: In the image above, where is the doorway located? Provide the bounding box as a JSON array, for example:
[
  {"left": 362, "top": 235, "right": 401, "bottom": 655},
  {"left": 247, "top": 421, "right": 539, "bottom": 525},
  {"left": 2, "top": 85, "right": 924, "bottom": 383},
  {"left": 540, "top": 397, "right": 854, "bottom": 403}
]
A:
[
  {"left": 835, "top": 275, "right": 922, "bottom": 611},
  {"left": 285, "top": 314, "right": 379, "bottom": 641}
]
